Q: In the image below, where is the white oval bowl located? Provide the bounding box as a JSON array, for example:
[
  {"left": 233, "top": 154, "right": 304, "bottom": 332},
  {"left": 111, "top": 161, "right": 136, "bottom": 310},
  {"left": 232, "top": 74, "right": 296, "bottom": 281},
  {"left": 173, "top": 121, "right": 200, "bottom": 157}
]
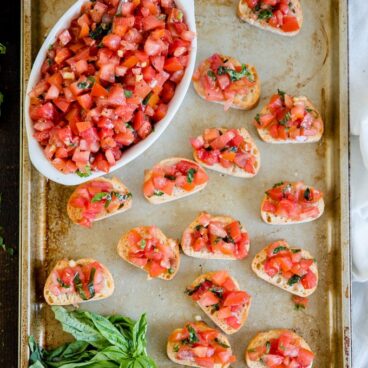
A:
[{"left": 25, "top": 0, "right": 197, "bottom": 186}]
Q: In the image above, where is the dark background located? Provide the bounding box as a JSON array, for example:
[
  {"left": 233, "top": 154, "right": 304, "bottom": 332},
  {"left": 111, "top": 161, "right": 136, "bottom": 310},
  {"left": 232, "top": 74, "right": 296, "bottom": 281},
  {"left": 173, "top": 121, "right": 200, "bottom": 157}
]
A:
[{"left": 0, "top": 0, "right": 21, "bottom": 366}]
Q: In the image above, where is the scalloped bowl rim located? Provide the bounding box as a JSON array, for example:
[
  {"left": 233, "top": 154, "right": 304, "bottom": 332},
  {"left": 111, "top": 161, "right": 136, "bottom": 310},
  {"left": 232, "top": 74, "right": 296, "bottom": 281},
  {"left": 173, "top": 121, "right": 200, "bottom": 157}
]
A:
[{"left": 24, "top": 0, "right": 197, "bottom": 186}]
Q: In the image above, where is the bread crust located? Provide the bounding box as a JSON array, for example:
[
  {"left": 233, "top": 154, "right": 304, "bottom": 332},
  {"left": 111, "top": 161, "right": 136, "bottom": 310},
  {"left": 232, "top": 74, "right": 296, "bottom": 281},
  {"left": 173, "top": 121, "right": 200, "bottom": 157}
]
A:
[
  {"left": 181, "top": 212, "right": 250, "bottom": 260},
  {"left": 251, "top": 241, "right": 318, "bottom": 297},
  {"left": 116, "top": 226, "right": 180, "bottom": 280},
  {"left": 237, "top": 0, "right": 303, "bottom": 37},
  {"left": 193, "top": 128, "right": 261, "bottom": 178},
  {"left": 143, "top": 157, "right": 208, "bottom": 204},
  {"left": 256, "top": 96, "right": 324, "bottom": 144},
  {"left": 67, "top": 177, "right": 132, "bottom": 225},
  {"left": 245, "top": 329, "right": 314, "bottom": 368},
  {"left": 167, "top": 321, "right": 233, "bottom": 368},
  {"left": 188, "top": 272, "right": 251, "bottom": 334},
  {"left": 193, "top": 55, "right": 260, "bottom": 110},
  {"left": 43, "top": 258, "right": 115, "bottom": 306}
]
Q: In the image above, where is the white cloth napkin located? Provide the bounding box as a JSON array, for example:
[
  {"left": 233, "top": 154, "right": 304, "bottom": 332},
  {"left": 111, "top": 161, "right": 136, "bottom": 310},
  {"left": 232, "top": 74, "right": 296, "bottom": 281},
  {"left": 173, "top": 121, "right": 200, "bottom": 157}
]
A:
[{"left": 349, "top": 1, "right": 368, "bottom": 366}]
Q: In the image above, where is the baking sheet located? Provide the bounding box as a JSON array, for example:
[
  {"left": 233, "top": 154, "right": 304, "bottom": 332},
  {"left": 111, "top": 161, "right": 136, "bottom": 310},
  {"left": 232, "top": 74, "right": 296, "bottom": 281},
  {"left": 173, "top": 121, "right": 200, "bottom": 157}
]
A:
[{"left": 20, "top": 0, "right": 351, "bottom": 367}]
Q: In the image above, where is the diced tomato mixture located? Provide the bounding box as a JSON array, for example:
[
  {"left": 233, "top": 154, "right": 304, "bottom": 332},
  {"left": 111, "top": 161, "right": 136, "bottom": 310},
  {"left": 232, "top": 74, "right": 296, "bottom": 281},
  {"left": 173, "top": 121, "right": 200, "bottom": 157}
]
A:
[
  {"left": 49, "top": 261, "right": 105, "bottom": 300},
  {"left": 143, "top": 159, "right": 208, "bottom": 198},
  {"left": 183, "top": 213, "right": 250, "bottom": 259},
  {"left": 68, "top": 179, "right": 131, "bottom": 227},
  {"left": 247, "top": 330, "right": 314, "bottom": 368},
  {"left": 192, "top": 53, "right": 257, "bottom": 111},
  {"left": 262, "top": 181, "right": 323, "bottom": 222},
  {"left": 29, "top": 0, "right": 194, "bottom": 175},
  {"left": 292, "top": 295, "right": 309, "bottom": 310},
  {"left": 186, "top": 271, "right": 250, "bottom": 331},
  {"left": 126, "top": 226, "right": 177, "bottom": 278},
  {"left": 254, "top": 91, "right": 323, "bottom": 141},
  {"left": 244, "top": 0, "right": 301, "bottom": 33},
  {"left": 190, "top": 128, "right": 258, "bottom": 174},
  {"left": 262, "top": 241, "right": 317, "bottom": 290},
  {"left": 169, "top": 322, "right": 236, "bottom": 367}
]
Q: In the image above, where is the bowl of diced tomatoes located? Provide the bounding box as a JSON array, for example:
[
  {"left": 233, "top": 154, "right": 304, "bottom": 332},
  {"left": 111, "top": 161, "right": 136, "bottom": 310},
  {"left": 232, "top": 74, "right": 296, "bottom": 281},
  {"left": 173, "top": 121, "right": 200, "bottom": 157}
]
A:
[{"left": 25, "top": 0, "right": 196, "bottom": 185}]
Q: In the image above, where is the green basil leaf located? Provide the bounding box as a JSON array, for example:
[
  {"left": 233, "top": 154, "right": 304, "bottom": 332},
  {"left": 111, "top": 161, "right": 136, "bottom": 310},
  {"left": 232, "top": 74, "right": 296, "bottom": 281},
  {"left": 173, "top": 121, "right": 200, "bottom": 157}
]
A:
[
  {"left": 186, "top": 168, "right": 196, "bottom": 183},
  {"left": 91, "top": 192, "right": 111, "bottom": 203},
  {"left": 217, "top": 64, "right": 254, "bottom": 83},
  {"left": 287, "top": 274, "right": 301, "bottom": 286},
  {"left": 257, "top": 9, "right": 273, "bottom": 20},
  {"left": 124, "top": 90, "right": 133, "bottom": 98},
  {"left": 273, "top": 246, "right": 288, "bottom": 254},
  {"left": 76, "top": 166, "right": 92, "bottom": 178}
]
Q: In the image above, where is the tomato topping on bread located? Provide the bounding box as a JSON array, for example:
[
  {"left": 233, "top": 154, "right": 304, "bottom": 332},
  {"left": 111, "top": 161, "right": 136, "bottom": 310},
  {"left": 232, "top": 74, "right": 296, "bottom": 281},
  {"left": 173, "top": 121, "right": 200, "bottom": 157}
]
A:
[
  {"left": 191, "top": 127, "right": 260, "bottom": 177},
  {"left": 181, "top": 212, "right": 250, "bottom": 260},
  {"left": 254, "top": 90, "right": 324, "bottom": 143},
  {"left": 44, "top": 258, "right": 114, "bottom": 305},
  {"left": 167, "top": 321, "right": 236, "bottom": 367},
  {"left": 67, "top": 177, "right": 132, "bottom": 227},
  {"left": 143, "top": 158, "right": 209, "bottom": 204},
  {"left": 245, "top": 329, "right": 314, "bottom": 368},
  {"left": 192, "top": 53, "right": 260, "bottom": 111},
  {"left": 238, "top": 0, "right": 303, "bottom": 36},
  {"left": 261, "top": 181, "right": 324, "bottom": 224},
  {"left": 252, "top": 240, "right": 318, "bottom": 296},
  {"left": 117, "top": 226, "right": 180, "bottom": 280},
  {"left": 186, "top": 271, "right": 251, "bottom": 334}
]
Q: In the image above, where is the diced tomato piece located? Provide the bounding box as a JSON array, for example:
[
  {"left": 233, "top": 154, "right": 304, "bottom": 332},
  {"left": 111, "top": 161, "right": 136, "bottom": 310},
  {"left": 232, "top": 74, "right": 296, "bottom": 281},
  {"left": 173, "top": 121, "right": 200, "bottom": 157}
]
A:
[
  {"left": 282, "top": 16, "right": 300, "bottom": 33},
  {"left": 148, "top": 261, "right": 166, "bottom": 277},
  {"left": 194, "top": 356, "right": 215, "bottom": 368},
  {"left": 199, "top": 291, "right": 220, "bottom": 307},
  {"left": 297, "top": 348, "right": 314, "bottom": 366},
  {"left": 225, "top": 316, "right": 240, "bottom": 330},
  {"left": 301, "top": 270, "right": 317, "bottom": 289},
  {"left": 223, "top": 291, "right": 249, "bottom": 307},
  {"left": 164, "top": 57, "right": 183, "bottom": 72}
]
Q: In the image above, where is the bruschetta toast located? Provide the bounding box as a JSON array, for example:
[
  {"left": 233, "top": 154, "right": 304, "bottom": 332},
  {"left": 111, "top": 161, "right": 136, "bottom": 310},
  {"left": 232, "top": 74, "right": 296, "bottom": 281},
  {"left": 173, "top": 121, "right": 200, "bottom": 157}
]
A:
[
  {"left": 67, "top": 177, "right": 132, "bottom": 228},
  {"left": 181, "top": 212, "right": 250, "bottom": 260},
  {"left": 192, "top": 53, "right": 260, "bottom": 111},
  {"left": 143, "top": 158, "right": 209, "bottom": 204},
  {"left": 44, "top": 258, "right": 114, "bottom": 306},
  {"left": 245, "top": 329, "right": 314, "bottom": 368},
  {"left": 186, "top": 271, "right": 251, "bottom": 334},
  {"left": 167, "top": 321, "right": 236, "bottom": 367},
  {"left": 117, "top": 225, "right": 180, "bottom": 280},
  {"left": 251, "top": 240, "right": 318, "bottom": 297},
  {"left": 261, "top": 181, "right": 324, "bottom": 224},
  {"left": 237, "top": 0, "right": 303, "bottom": 36},
  {"left": 254, "top": 90, "right": 324, "bottom": 143},
  {"left": 191, "top": 127, "right": 261, "bottom": 177}
]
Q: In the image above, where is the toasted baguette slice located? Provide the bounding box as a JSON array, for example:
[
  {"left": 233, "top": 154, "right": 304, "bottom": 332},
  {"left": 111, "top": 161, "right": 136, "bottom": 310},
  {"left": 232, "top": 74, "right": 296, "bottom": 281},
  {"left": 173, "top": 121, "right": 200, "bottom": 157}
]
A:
[
  {"left": 188, "top": 272, "right": 251, "bottom": 334},
  {"left": 261, "top": 182, "right": 325, "bottom": 225},
  {"left": 256, "top": 96, "right": 324, "bottom": 144},
  {"left": 181, "top": 212, "right": 250, "bottom": 260},
  {"left": 117, "top": 226, "right": 180, "bottom": 280},
  {"left": 237, "top": 0, "right": 303, "bottom": 37},
  {"left": 44, "top": 258, "right": 114, "bottom": 306},
  {"left": 251, "top": 241, "right": 318, "bottom": 297},
  {"left": 167, "top": 321, "right": 234, "bottom": 368},
  {"left": 143, "top": 157, "right": 208, "bottom": 205},
  {"left": 193, "top": 127, "right": 261, "bottom": 178},
  {"left": 245, "top": 329, "right": 314, "bottom": 368},
  {"left": 193, "top": 54, "right": 260, "bottom": 110},
  {"left": 67, "top": 177, "right": 132, "bottom": 226}
]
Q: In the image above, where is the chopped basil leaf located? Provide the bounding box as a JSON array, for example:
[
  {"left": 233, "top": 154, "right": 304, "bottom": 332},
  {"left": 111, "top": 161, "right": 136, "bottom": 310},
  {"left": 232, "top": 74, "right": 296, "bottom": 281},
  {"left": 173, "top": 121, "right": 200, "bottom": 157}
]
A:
[
  {"left": 76, "top": 166, "right": 92, "bottom": 177},
  {"left": 207, "top": 70, "right": 216, "bottom": 81},
  {"left": 89, "top": 22, "right": 112, "bottom": 40},
  {"left": 87, "top": 267, "right": 96, "bottom": 299},
  {"left": 248, "top": 348, "right": 256, "bottom": 353},
  {"left": 210, "top": 286, "right": 223, "bottom": 298},
  {"left": 185, "top": 325, "right": 199, "bottom": 344},
  {"left": 173, "top": 345, "right": 179, "bottom": 352},
  {"left": 273, "top": 181, "right": 284, "bottom": 188},
  {"left": 165, "top": 174, "right": 176, "bottom": 181},
  {"left": 291, "top": 248, "right": 301, "bottom": 254},
  {"left": 205, "top": 146, "right": 213, "bottom": 151},
  {"left": 185, "top": 283, "right": 202, "bottom": 296},
  {"left": 142, "top": 91, "right": 153, "bottom": 105},
  {"left": 124, "top": 90, "right": 133, "bottom": 98},
  {"left": 266, "top": 341, "right": 271, "bottom": 353},
  {"left": 279, "top": 112, "right": 291, "bottom": 126},
  {"left": 48, "top": 43, "right": 54, "bottom": 50},
  {"left": 195, "top": 224, "right": 203, "bottom": 231},
  {"left": 73, "top": 272, "right": 89, "bottom": 300},
  {"left": 139, "top": 239, "right": 146, "bottom": 249},
  {"left": 287, "top": 274, "right": 301, "bottom": 286},
  {"left": 186, "top": 168, "right": 196, "bottom": 183},
  {"left": 278, "top": 89, "right": 286, "bottom": 99},
  {"left": 211, "top": 303, "right": 220, "bottom": 313},
  {"left": 257, "top": 9, "right": 273, "bottom": 20},
  {"left": 304, "top": 187, "right": 312, "bottom": 201},
  {"left": 215, "top": 338, "right": 230, "bottom": 348},
  {"left": 306, "top": 107, "right": 313, "bottom": 113},
  {"left": 223, "top": 235, "right": 234, "bottom": 244},
  {"left": 87, "top": 76, "right": 95, "bottom": 84},
  {"left": 57, "top": 278, "right": 70, "bottom": 288},
  {"left": 126, "top": 123, "right": 134, "bottom": 130},
  {"left": 177, "top": 10, "right": 184, "bottom": 21},
  {"left": 273, "top": 246, "right": 288, "bottom": 254},
  {"left": 77, "top": 81, "right": 89, "bottom": 89},
  {"left": 217, "top": 64, "right": 254, "bottom": 83},
  {"left": 295, "top": 303, "right": 305, "bottom": 311},
  {"left": 254, "top": 113, "right": 260, "bottom": 124},
  {"left": 91, "top": 192, "right": 110, "bottom": 203},
  {"left": 112, "top": 191, "right": 132, "bottom": 201},
  {"left": 153, "top": 190, "right": 164, "bottom": 196},
  {"left": 168, "top": 268, "right": 174, "bottom": 274},
  {"left": 47, "top": 58, "right": 53, "bottom": 66},
  {"left": 228, "top": 146, "right": 238, "bottom": 152}
]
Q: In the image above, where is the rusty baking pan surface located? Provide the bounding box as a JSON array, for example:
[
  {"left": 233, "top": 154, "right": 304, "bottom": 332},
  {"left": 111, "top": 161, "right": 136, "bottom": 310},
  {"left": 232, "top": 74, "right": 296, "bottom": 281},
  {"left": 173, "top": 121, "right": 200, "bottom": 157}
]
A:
[{"left": 20, "top": 0, "right": 351, "bottom": 367}]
